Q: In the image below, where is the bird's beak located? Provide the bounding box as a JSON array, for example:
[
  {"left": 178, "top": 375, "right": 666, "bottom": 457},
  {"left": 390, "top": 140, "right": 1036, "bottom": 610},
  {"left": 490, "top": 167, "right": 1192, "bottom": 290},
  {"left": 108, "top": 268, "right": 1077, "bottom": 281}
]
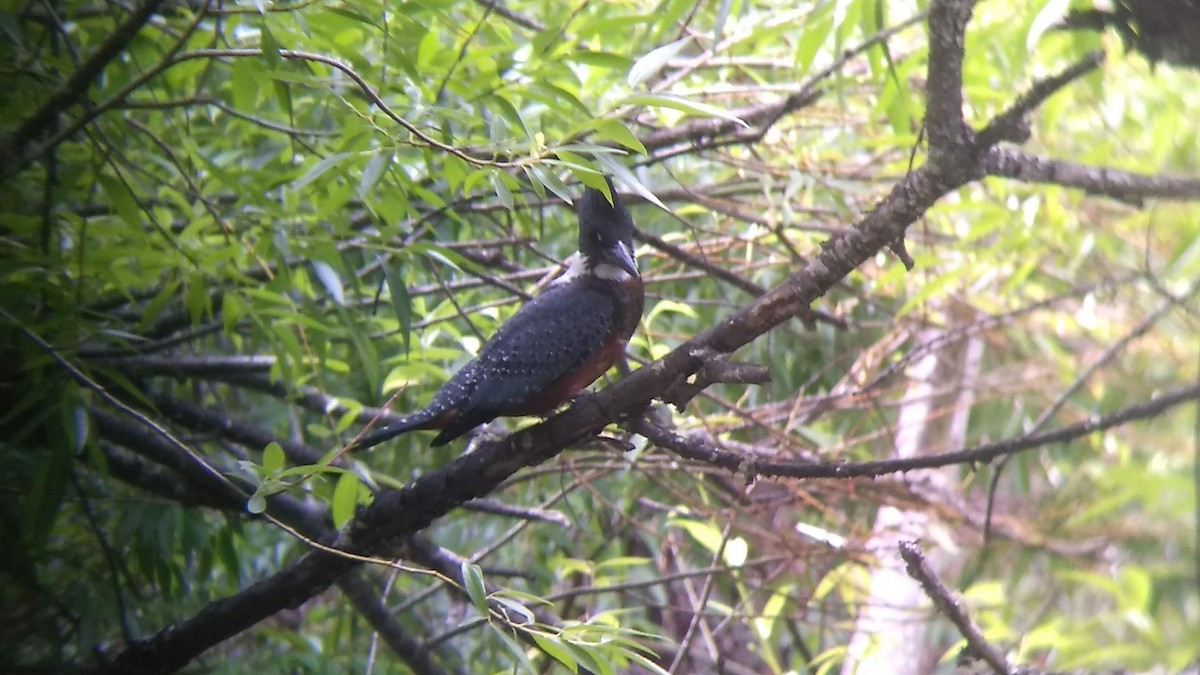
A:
[{"left": 606, "top": 240, "right": 638, "bottom": 278}]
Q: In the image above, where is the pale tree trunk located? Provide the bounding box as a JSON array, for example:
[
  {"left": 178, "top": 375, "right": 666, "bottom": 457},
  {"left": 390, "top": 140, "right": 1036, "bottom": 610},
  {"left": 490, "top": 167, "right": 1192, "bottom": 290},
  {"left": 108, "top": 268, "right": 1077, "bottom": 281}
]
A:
[{"left": 841, "top": 306, "right": 984, "bottom": 675}]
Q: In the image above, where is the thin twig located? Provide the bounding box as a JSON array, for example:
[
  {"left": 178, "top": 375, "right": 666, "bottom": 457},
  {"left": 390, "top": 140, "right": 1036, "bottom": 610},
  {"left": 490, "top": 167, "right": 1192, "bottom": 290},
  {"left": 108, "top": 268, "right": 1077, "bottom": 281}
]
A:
[{"left": 898, "top": 541, "right": 1012, "bottom": 675}]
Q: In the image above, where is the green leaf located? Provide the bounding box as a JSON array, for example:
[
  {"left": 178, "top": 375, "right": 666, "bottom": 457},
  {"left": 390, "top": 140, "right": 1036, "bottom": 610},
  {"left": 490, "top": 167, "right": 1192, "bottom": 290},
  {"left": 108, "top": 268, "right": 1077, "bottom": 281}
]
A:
[
  {"left": 617, "top": 93, "right": 748, "bottom": 127},
  {"left": 489, "top": 92, "right": 531, "bottom": 139},
  {"left": 294, "top": 153, "right": 351, "bottom": 191},
  {"left": 186, "top": 272, "right": 210, "bottom": 324},
  {"left": 359, "top": 151, "right": 391, "bottom": 199},
  {"left": 492, "top": 172, "right": 515, "bottom": 209},
  {"left": 382, "top": 263, "right": 411, "bottom": 353},
  {"left": 246, "top": 491, "right": 267, "bottom": 515},
  {"left": 594, "top": 156, "right": 665, "bottom": 210},
  {"left": 669, "top": 518, "right": 725, "bottom": 555},
  {"left": 416, "top": 28, "right": 441, "bottom": 70},
  {"left": 331, "top": 470, "right": 361, "bottom": 528},
  {"left": 755, "top": 584, "right": 791, "bottom": 640},
  {"left": 531, "top": 633, "right": 578, "bottom": 673},
  {"left": 565, "top": 643, "right": 614, "bottom": 675},
  {"left": 222, "top": 291, "right": 245, "bottom": 334},
  {"left": 24, "top": 417, "right": 72, "bottom": 551},
  {"left": 260, "top": 22, "right": 283, "bottom": 69},
  {"left": 623, "top": 651, "right": 671, "bottom": 675},
  {"left": 627, "top": 38, "right": 691, "bottom": 88},
  {"left": 97, "top": 174, "right": 142, "bottom": 229},
  {"left": 587, "top": 119, "right": 646, "bottom": 155},
  {"left": 489, "top": 625, "right": 537, "bottom": 674},
  {"left": 535, "top": 81, "right": 591, "bottom": 116},
  {"left": 229, "top": 60, "right": 261, "bottom": 111},
  {"left": 335, "top": 305, "right": 379, "bottom": 394},
  {"left": 595, "top": 556, "right": 651, "bottom": 571},
  {"left": 311, "top": 261, "right": 345, "bottom": 306},
  {"left": 262, "top": 442, "right": 285, "bottom": 474},
  {"left": 795, "top": 4, "right": 834, "bottom": 73},
  {"left": 461, "top": 562, "right": 489, "bottom": 614},
  {"left": 528, "top": 165, "right": 574, "bottom": 204}
]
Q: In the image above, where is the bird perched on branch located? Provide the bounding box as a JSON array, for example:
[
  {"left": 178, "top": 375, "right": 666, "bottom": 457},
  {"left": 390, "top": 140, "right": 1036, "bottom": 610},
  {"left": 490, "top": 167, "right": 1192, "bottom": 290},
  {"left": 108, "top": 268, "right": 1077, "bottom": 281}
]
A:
[{"left": 356, "top": 179, "right": 644, "bottom": 448}]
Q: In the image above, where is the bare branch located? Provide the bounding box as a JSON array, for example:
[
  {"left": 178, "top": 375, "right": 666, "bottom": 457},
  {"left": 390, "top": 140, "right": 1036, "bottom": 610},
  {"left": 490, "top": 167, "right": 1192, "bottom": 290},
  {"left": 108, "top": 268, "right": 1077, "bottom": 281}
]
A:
[
  {"left": 984, "top": 148, "right": 1200, "bottom": 204},
  {"left": 976, "top": 51, "right": 1105, "bottom": 148},
  {"left": 631, "top": 379, "right": 1200, "bottom": 480},
  {"left": 924, "top": 0, "right": 978, "bottom": 153},
  {"left": 898, "top": 541, "right": 1013, "bottom": 675}
]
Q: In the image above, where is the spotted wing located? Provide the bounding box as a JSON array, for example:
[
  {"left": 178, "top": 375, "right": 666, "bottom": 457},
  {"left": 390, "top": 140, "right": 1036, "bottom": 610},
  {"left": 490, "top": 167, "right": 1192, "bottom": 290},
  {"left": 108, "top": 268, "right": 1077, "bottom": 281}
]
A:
[{"left": 430, "top": 282, "right": 618, "bottom": 444}]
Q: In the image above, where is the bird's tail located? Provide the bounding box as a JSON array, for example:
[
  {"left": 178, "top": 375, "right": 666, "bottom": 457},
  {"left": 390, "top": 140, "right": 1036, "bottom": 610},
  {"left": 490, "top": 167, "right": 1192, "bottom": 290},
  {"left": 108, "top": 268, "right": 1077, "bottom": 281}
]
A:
[{"left": 353, "top": 409, "right": 440, "bottom": 451}]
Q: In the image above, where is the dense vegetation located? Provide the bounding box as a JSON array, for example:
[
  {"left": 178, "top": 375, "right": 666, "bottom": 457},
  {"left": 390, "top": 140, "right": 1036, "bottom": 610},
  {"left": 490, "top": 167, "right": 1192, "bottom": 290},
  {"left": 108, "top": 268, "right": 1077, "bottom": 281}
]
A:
[{"left": 2, "top": 0, "right": 1198, "bottom": 673}]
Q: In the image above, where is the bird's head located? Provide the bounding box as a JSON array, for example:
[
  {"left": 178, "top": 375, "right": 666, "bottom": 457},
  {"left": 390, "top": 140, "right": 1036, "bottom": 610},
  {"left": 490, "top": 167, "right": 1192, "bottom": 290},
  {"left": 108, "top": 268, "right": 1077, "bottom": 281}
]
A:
[{"left": 575, "top": 177, "right": 638, "bottom": 280}]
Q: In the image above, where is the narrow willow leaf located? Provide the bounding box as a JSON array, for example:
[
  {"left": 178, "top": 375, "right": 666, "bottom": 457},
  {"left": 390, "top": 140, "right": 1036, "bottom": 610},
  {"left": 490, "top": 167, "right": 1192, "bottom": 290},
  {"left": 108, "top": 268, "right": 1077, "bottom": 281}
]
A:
[
  {"left": 311, "top": 261, "right": 345, "bottom": 306},
  {"left": 795, "top": 4, "right": 834, "bottom": 73},
  {"left": 382, "top": 263, "right": 411, "bottom": 353},
  {"left": 260, "top": 22, "right": 282, "bottom": 69},
  {"left": 593, "top": 156, "right": 665, "bottom": 210},
  {"left": 97, "top": 174, "right": 142, "bottom": 229},
  {"left": 713, "top": 0, "right": 734, "bottom": 49},
  {"left": 359, "top": 151, "right": 391, "bottom": 199},
  {"left": 492, "top": 172, "right": 514, "bottom": 209},
  {"left": 627, "top": 38, "right": 691, "bottom": 88},
  {"left": 669, "top": 518, "right": 724, "bottom": 554},
  {"left": 588, "top": 119, "right": 646, "bottom": 155},
  {"left": 71, "top": 406, "right": 89, "bottom": 453},
  {"left": 331, "top": 471, "right": 361, "bottom": 528},
  {"left": 529, "top": 166, "right": 573, "bottom": 204},
  {"left": 565, "top": 643, "right": 613, "bottom": 675},
  {"left": 531, "top": 633, "right": 578, "bottom": 673},
  {"left": 618, "top": 93, "right": 748, "bottom": 127},
  {"left": 294, "top": 153, "right": 350, "bottom": 191},
  {"left": 462, "top": 562, "right": 489, "bottom": 614},
  {"left": 755, "top": 584, "right": 791, "bottom": 640},
  {"left": 186, "top": 273, "right": 210, "bottom": 324},
  {"left": 489, "top": 625, "right": 536, "bottom": 674},
  {"left": 25, "top": 423, "right": 71, "bottom": 550},
  {"left": 335, "top": 305, "right": 379, "bottom": 394},
  {"left": 535, "top": 81, "right": 591, "bottom": 116}
]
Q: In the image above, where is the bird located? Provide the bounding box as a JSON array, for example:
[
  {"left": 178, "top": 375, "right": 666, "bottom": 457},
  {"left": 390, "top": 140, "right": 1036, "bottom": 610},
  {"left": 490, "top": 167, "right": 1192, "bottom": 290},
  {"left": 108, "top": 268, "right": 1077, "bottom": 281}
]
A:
[{"left": 356, "top": 178, "right": 644, "bottom": 448}]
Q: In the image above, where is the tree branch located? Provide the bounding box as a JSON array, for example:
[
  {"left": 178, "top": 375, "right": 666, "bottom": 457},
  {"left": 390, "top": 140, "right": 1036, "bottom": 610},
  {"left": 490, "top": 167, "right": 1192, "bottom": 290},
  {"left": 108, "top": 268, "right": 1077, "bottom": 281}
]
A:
[
  {"left": 924, "top": 0, "right": 977, "bottom": 153},
  {"left": 976, "top": 51, "right": 1105, "bottom": 148},
  {"left": 630, "top": 380, "right": 1200, "bottom": 480},
  {"left": 984, "top": 148, "right": 1200, "bottom": 204},
  {"left": 337, "top": 572, "right": 454, "bottom": 675},
  {"left": 898, "top": 542, "right": 1013, "bottom": 675}
]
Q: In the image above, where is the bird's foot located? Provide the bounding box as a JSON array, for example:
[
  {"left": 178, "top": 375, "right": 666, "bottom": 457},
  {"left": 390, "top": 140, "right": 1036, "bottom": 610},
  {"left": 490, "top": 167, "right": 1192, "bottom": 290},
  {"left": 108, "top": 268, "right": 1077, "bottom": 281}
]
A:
[{"left": 463, "top": 420, "right": 509, "bottom": 454}]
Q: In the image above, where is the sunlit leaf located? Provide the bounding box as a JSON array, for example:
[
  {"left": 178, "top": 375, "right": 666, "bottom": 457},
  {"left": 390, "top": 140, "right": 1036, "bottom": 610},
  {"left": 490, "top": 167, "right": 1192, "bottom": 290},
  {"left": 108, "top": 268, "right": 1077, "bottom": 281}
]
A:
[
  {"left": 311, "top": 261, "right": 345, "bottom": 306},
  {"left": 627, "top": 38, "right": 691, "bottom": 88},
  {"left": 262, "top": 442, "right": 285, "bottom": 474},
  {"left": 616, "top": 93, "right": 748, "bottom": 127},
  {"left": 531, "top": 633, "right": 578, "bottom": 673},
  {"left": 331, "top": 471, "right": 361, "bottom": 528}
]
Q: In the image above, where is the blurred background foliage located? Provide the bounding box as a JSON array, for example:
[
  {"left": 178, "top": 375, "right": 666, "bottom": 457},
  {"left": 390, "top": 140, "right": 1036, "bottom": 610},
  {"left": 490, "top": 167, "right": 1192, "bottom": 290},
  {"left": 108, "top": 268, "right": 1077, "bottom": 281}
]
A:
[{"left": 1, "top": 0, "right": 1197, "bottom": 672}]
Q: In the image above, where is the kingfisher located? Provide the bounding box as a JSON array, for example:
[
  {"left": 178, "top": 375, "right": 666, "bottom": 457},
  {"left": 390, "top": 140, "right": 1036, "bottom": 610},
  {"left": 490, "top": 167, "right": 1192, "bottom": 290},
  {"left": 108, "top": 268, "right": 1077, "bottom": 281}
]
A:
[{"left": 356, "top": 179, "right": 644, "bottom": 448}]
